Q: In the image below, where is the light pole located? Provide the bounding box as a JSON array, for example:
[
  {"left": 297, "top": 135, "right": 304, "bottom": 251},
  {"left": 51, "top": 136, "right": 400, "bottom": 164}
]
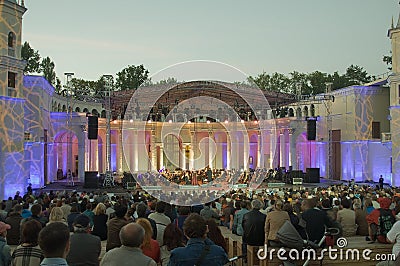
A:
[
  {"left": 103, "top": 75, "right": 114, "bottom": 187},
  {"left": 64, "top": 72, "right": 74, "bottom": 185}
]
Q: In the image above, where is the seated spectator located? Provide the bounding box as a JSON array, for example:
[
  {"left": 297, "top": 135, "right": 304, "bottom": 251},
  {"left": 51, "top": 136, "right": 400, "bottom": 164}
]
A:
[
  {"left": 353, "top": 201, "right": 369, "bottom": 236},
  {"left": 301, "top": 198, "right": 333, "bottom": 243},
  {"left": 47, "top": 207, "right": 68, "bottom": 226},
  {"left": 264, "top": 199, "right": 289, "bottom": 246},
  {"left": 337, "top": 198, "right": 357, "bottom": 237},
  {"left": 136, "top": 218, "right": 160, "bottom": 263},
  {"left": 38, "top": 222, "right": 70, "bottom": 266},
  {"left": 168, "top": 213, "right": 228, "bottom": 266},
  {"left": 283, "top": 202, "right": 307, "bottom": 239},
  {"left": 92, "top": 203, "right": 108, "bottom": 240},
  {"left": 67, "top": 205, "right": 81, "bottom": 232},
  {"left": 5, "top": 204, "right": 23, "bottom": 245},
  {"left": 173, "top": 206, "right": 190, "bottom": 231},
  {"left": 364, "top": 198, "right": 375, "bottom": 214},
  {"left": 148, "top": 201, "right": 171, "bottom": 246},
  {"left": 242, "top": 199, "right": 266, "bottom": 247},
  {"left": 12, "top": 219, "right": 44, "bottom": 266},
  {"left": 101, "top": 223, "right": 157, "bottom": 266},
  {"left": 232, "top": 201, "right": 249, "bottom": 236},
  {"left": 83, "top": 203, "right": 95, "bottom": 228},
  {"left": 21, "top": 204, "right": 47, "bottom": 228},
  {"left": 200, "top": 202, "right": 219, "bottom": 221},
  {"left": 366, "top": 197, "right": 395, "bottom": 243},
  {"left": 106, "top": 204, "right": 129, "bottom": 251},
  {"left": 205, "top": 219, "right": 227, "bottom": 253},
  {"left": 376, "top": 220, "right": 400, "bottom": 266},
  {"left": 66, "top": 214, "right": 101, "bottom": 266},
  {"left": 160, "top": 224, "right": 185, "bottom": 266},
  {"left": 136, "top": 203, "right": 157, "bottom": 240},
  {"left": 0, "top": 222, "right": 12, "bottom": 266}
]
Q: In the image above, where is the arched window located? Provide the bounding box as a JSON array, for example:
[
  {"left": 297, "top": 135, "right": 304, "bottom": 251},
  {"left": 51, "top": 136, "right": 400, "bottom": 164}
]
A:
[
  {"left": 303, "top": 106, "right": 309, "bottom": 117},
  {"left": 75, "top": 107, "right": 81, "bottom": 112},
  {"left": 8, "top": 32, "right": 15, "bottom": 48},
  {"left": 83, "top": 108, "right": 89, "bottom": 113},
  {"left": 101, "top": 110, "right": 106, "bottom": 118},
  {"left": 310, "top": 104, "right": 315, "bottom": 117},
  {"left": 92, "top": 109, "right": 99, "bottom": 117},
  {"left": 288, "top": 108, "right": 294, "bottom": 117},
  {"left": 62, "top": 105, "right": 66, "bottom": 112}
]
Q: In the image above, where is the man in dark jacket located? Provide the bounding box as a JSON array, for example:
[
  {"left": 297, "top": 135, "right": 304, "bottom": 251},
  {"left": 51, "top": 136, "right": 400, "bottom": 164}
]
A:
[
  {"left": 5, "top": 205, "right": 22, "bottom": 245},
  {"left": 242, "top": 198, "right": 266, "bottom": 260},
  {"left": 301, "top": 198, "right": 333, "bottom": 243},
  {"left": 67, "top": 214, "right": 101, "bottom": 265}
]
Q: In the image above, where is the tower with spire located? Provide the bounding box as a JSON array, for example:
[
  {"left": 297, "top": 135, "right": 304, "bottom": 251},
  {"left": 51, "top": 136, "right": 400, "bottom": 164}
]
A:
[
  {"left": 388, "top": 3, "right": 400, "bottom": 187},
  {"left": 0, "top": 0, "right": 26, "bottom": 97}
]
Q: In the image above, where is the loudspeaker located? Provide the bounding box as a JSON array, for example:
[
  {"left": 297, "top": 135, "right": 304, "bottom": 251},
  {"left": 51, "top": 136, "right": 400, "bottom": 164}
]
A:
[
  {"left": 88, "top": 116, "right": 98, "bottom": 139},
  {"left": 306, "top": 168, "right": 320, "bottom": 183},
  {"left": 307, "top": 120, "right": 316, "bottom": 141},
  {"left": 84, "top": 171, "right": 98, "bottom": 188}
]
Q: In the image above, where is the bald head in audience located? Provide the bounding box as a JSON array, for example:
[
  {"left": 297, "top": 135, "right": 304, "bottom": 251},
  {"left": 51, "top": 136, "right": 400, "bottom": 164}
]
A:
[{"left": 119, "top": 223, "right": 145, "bottom": 248}]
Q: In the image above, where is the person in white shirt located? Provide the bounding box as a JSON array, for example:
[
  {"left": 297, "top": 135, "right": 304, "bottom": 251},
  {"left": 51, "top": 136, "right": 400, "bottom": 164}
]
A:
[{"left": 376, "top": 220, "right": 400, "bottom": 265}]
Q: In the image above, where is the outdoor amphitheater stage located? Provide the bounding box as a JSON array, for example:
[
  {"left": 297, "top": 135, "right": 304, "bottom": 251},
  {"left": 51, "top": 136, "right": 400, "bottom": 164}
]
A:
[{"left": 35, "top": 178, "right": 384, "bottom": 197}]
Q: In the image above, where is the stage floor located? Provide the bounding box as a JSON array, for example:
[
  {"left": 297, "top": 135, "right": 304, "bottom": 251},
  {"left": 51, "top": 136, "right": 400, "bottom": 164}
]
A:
[{"left": 36, "top": 178, "right": 381, "bottom": 196}]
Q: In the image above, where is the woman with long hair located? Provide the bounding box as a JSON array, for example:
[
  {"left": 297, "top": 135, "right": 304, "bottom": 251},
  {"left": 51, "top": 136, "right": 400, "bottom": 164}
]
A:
[
  {"left": 205, "top": 218, "right": 228, "bottom": 253},
  {"left": 92, "top": 202, "right": 108, "bottom": 240},
  {"left": 136, "top": 218, "right": 160, "bottom": 264},
  {"left": 160, "top": 223, "right": 185, "bottom": 266}
]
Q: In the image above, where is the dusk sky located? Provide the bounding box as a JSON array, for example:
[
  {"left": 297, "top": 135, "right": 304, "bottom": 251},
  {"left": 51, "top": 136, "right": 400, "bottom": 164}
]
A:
[{"left": 22, "top": 1, "right": 397, "bottom": 83}]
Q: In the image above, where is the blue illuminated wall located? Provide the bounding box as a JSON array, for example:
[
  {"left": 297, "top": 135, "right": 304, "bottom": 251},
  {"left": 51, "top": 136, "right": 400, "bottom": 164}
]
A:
[{"left": 0, "top": 96, "right": 27, "bottom": 200}]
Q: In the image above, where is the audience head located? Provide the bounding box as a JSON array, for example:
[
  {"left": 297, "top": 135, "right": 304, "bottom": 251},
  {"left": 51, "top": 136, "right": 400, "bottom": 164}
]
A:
[
  {"left": 73, "top": 214, "right": 91, "bottom": 232},
  {"left": 136, "top": 218, "right": 152, "bottom": 249},
  {"left": 163, "top": 223, "right": 184, "bottom": 251},
  {"left": 38, "top": 222, "right": 70, "bottom": 258},
  {"left": 119, "top": 223, "right": 145, "bottom": 248},
  {"left": 251, "top": 199, "right": 263, "bottom": 210},
  {"left": 21, "top": 219, "right": 42, "bottom": 245},
  {"left": 183, "top": 213, "right": 207, "bottom": 239},
  {"left": 31, "top": 204, "right": 42, "bottom": 216},
  {"left": 136, "top": 202, "right": 147, "bottom": 218},
  {"left": 341, "top": 198, "right": 351, "bottom": 209},
  {"left": 155, "top": 201, "right": 166, "bottom": 213},
  {"left": 114, "top": 204, "right": 128, "bottom": 218},
  {"left": 49, "top": 207, "right": 64, "bottom": 222},
  {"left": 94, "top": 203, "right": 106, "bottom": 215},
  {"left": 274, "top": 199, "right": 283, "bottom": 210}
]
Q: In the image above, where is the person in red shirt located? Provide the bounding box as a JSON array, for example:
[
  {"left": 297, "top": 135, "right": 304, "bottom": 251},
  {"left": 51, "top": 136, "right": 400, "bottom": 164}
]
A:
[
  {"left": 366, "top": 197, "right": 396, "bottom": 243},
  {"left": 136, "top": 218, "right": 160, "bottom": 263}
]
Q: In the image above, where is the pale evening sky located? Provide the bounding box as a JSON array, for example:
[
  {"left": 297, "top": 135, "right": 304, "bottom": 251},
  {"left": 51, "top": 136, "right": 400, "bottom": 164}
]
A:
[{"left": 22, "top": 1, "right": 397, "bottom": 84}]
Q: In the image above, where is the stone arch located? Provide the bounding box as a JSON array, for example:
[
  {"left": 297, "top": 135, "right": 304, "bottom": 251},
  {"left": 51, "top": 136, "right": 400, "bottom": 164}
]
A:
[{"left": 303, "top": 106, "right": 308, "bottom": 117}]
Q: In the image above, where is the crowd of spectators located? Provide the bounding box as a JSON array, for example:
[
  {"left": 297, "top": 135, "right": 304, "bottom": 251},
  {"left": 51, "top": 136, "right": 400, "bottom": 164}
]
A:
[{"left": 0, "top": 181, "right": 398, "bottom": 265}]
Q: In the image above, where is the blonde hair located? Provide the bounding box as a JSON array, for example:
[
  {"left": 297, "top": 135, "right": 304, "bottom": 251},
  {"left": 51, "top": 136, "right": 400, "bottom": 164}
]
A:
[
  {"left": 94, "top": 203, "right": 106, "bottom": 215},
  {"left": 136, "top": 218, "right": 153, "bottom": 249},
  {"left": 49, "top": 207, "right": 64, "bottom": 222}
]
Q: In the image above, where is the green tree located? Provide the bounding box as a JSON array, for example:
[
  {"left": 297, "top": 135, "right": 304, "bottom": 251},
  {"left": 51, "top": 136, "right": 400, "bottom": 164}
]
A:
[
  {"left": 115, "top": 64, "right": 149, "bottom": 91},
  {"left": 307, "top": 71, "right": 330, "bottom": 95},
  {"left": 344, "top": 64, "right": 372, "bottom": 85},
  {"left": 248, "top": 72, "right": 290, "bottom": 92},
  {"left": 383, "top": 52, "right": 392, "bottom": 71},
  {"left": 21, "top": 41, "right": 41, "bottom": 74},
  {"left": 40, "top": 57, "right": 56, "bottom": 85},
  {"left": 288, "top": 71, "right": 311, "bottom": 95}
]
